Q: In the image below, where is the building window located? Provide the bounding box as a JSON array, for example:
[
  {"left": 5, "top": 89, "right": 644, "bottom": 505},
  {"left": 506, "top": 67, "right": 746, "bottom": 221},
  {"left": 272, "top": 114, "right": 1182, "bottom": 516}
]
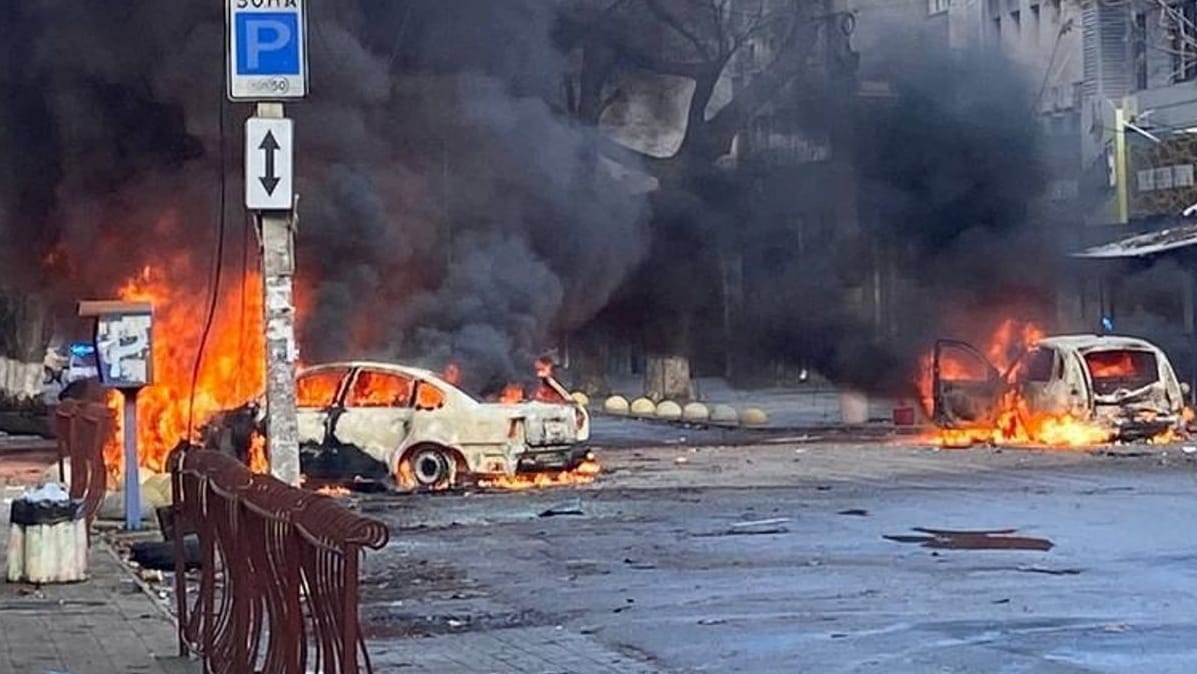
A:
[
  {"left": 1134, "top": 13, "right": 1148, "bottom": 90},
  {"left": 1174, "top": 0, "right": 1197, "bottom": 83},
  {"left": 929, "top": 0, "right": 950, "bottom": 15}
]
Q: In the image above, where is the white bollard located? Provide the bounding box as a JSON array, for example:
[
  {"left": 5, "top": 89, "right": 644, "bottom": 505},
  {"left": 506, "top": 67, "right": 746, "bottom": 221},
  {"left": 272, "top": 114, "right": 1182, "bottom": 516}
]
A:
[
  {"left": 839, "top": 391, "right": 869, "bottom": 425},
  {"left": 6, "top": 483, "right": 88, "bottom": 584}
]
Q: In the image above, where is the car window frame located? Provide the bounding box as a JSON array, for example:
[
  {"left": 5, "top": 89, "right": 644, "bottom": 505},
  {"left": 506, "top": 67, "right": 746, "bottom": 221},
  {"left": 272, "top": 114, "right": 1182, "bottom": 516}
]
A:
[
  {"left": 295, "top": 366, "right": 352, "bottom": 410},
  {"left": 343, "top": 367, "right": 417, "bottom": 409}
]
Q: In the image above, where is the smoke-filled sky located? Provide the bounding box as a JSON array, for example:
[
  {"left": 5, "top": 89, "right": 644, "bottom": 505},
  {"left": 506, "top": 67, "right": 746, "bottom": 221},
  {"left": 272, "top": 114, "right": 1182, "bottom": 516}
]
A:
[
  {"left": 0, "top": 1, "right": 649, "bottom": 392},
  {"left": 0, "top": 1, "right": 1085, "bottom": 396}
]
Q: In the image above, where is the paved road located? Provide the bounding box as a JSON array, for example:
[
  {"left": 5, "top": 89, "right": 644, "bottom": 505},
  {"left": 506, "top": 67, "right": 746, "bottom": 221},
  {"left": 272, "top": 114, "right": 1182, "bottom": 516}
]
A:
[{"left": 358, "top": 443, "right": 1197, "bottom": 673}]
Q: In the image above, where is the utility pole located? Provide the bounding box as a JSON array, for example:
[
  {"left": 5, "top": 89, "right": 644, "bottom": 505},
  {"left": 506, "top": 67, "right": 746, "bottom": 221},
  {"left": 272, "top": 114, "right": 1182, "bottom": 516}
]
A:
[
  {"left": 1114, "top": 105, "right": 1129, "bottom": 225},
  {"left": 254, "top": 103, "right": 301, "bottom": 486},
  {"left": 228, "top": 0, "right": 308, "bottom": 485}
]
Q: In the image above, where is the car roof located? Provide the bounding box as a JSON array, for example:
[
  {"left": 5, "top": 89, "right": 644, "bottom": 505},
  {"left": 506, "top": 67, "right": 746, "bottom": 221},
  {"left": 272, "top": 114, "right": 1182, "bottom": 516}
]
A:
[
  {"left": 300, "top": 361, "right": 447, "bottom": 384},
  {"left": 1036, "top": 334, "right": 1162, "bottom": 353}
]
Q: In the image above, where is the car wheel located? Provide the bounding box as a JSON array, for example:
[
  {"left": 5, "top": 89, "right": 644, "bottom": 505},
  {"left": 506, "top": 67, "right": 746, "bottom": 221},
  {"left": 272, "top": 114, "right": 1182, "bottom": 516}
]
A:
[{"left": 397, "top": 445, "right": 456, "bottom": 491}]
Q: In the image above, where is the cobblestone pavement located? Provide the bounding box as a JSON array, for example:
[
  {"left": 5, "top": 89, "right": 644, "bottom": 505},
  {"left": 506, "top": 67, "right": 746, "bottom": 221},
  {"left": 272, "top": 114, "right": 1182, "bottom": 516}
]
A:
[
  {"left": 0, "top": 472, "right": 197, "bottom": 674},
  {"left": 369, "top": 626, "right": 666, "bottom": 673}
]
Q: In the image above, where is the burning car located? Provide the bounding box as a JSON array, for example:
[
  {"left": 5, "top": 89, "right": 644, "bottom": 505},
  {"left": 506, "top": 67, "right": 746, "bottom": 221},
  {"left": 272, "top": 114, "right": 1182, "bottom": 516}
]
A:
[
  {"left": 932, "top": 333, "right": 1190, "bottom": 445},
  {"left": 206, "top": 361, "right": 592, "bottom": 490}
]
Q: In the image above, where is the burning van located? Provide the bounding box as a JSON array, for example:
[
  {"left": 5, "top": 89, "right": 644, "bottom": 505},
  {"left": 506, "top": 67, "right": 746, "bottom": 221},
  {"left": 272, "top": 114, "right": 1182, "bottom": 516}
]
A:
[
  {"left": 932, "top": 334, "right": 1190, "bottom": 445},
  {"left": 205, "top": 361, "right": 592, "bottom": 490}
]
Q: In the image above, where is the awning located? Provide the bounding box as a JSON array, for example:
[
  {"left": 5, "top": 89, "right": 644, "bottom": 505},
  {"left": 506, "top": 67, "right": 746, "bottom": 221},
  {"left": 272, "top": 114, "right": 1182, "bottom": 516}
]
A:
[{"left": 1070, "top": 222, "right": 1197, "bottom": 259}]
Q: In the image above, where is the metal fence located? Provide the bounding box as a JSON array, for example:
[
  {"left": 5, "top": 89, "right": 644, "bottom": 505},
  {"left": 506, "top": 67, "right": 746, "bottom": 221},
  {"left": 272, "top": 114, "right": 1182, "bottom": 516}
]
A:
[
  {"left": 168, "top": 448, "right": 389, "bottom": 674},
  {"left": 54, "top": 399, "right": 114, "bottom": 527}
]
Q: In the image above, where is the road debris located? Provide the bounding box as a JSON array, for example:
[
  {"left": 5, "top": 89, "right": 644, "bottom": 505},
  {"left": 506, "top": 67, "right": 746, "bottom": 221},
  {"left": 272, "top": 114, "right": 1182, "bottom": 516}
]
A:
[
  {"left": 884, "top": 527, "right": 1054, "bottom": 551},
  {"left": 538, "top": 498, "right": 584, "bottom": 518},
  {"left": 837, "top": 509, "right": 869, "bottom": 517}
]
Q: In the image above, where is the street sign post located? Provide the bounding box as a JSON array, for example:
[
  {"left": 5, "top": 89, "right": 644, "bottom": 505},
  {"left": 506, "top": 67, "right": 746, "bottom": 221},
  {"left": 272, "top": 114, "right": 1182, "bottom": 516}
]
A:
[
  {"left": 228, "top": 0, "right": 304, "bottom": 485},
  {"left": 245, "top": 117, "right": 294, "bottom": 210},
  {"left": 227, "top": 0, "right": 308, "bottom": 101},
  {"left": 79, "top": 301, "right": 154, "bottom": 531}
]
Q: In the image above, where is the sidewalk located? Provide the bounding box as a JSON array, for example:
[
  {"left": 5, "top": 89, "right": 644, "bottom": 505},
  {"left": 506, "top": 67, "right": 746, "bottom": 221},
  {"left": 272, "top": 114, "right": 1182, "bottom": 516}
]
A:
[{"left": 0, "top": 439, "right": 197, "bottom": 674}]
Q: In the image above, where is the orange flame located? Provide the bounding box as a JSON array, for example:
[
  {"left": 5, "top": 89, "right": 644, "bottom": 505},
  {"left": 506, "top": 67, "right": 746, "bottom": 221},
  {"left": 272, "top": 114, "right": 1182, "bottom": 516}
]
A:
[
  {"left": 478, "top": 457, "right": 601, "bottom": 490},
  {"left": 248, "top": 431, "right": 269, "bottom": 474},
  {"left": 918, "top": 320, "right": 1112, "bottom": 448},
  {"left": 1086, "top": 351, "right": 1139, "bottom": 379},
  {"left": 442, "top": 362, "right": 462, "bottom": 386},
  {"left": 103, "top": 265, "right": 265, "bottom": 478},
  {"left": 498, "top": 383, "right": 525, "bottom": 404}
]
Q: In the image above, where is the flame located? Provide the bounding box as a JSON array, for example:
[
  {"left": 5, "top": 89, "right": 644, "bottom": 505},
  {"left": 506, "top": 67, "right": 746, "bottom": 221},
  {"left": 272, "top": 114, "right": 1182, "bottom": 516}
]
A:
[
  {"left": 918, "top": 320, "right": 1113, "bottom": 448},
  {"left": 315, "top": 484, "right": 351, "bottom": 497},
  {"left": 442, "top": 363, "right": 462, "bottom": 386},
  {"left": 478, "top": 457, "right": 601, "bottom": 491},
  {"left": 348, "top": 369, "right": 414, "bottom": 407},
  {"left": 248, "top": 431, "right": 269, "bottom": 474},
  {"left": 103, "top": 265, "right": 265, "bottom": 478},
  {"left": 1085, "top": 351, "right": 1139, "bottom": 378},
  {"left": 498, "top": 383, "right": 525, "bottom": 404}
]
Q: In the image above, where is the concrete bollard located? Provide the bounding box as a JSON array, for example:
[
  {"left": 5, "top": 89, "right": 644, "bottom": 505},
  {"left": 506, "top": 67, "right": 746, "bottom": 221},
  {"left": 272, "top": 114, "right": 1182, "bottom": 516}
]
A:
[
  {"left": 630, "top": 397, "right": 657, "bottom": 417},
  {"left": 603, "top": 395, "right": 630, "bottom": 416},
  {"left": 739, "top": 408, "right": 769, "bottom": 427},
  {"left": 656, "top": 400, "right": 683, "bottom": 420},
  {"left": 839, "top": 391, "right": 869, "bottom": 425},
  {"left": 682, "top": 402, "right": 710, "bottom": 422},
  {"left": 710, "top": 404, "right": 739, "bottom": 425}
]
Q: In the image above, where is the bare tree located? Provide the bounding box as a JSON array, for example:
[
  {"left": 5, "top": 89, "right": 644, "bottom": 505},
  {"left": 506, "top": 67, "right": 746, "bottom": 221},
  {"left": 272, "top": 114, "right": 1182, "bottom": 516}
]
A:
[{"left": 556, "top": 0, "right": 834, "bottom": 399}]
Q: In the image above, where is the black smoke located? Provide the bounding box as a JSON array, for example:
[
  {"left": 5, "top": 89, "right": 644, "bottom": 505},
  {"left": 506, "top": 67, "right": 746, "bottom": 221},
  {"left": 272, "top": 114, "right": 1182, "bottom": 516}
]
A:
[
  {"left": 688, "top": 44, "right": 1059, "bottom": 394},
  {"left": 0, "top": 1, "right": 648, "bottom": 392}
]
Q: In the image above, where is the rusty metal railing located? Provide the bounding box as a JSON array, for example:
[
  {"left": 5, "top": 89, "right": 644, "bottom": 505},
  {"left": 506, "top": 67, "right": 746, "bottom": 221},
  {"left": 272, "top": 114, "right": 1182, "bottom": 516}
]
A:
[
  {"left": 168, "top": 448, "right": 389, "bottom": 674},
  {"left": 54, "top": 400, "right": 114, "bottom": 528}
]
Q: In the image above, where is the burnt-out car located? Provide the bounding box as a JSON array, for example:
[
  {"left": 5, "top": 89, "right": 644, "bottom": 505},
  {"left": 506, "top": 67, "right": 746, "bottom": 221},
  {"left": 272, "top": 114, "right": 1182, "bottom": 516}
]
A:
[
  {"left": 205, "top": 361, "right": 591, "bottom": 490},
  {"left": 934, "top": 334, "right": 1190, "bottom": 441}
]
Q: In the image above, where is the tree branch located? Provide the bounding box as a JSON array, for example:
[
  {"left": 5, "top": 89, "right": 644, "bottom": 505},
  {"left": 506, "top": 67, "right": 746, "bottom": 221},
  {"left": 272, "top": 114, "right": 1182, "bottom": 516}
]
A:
[{"left": 645, "top": 0, "right": 713, "bottom": 61}]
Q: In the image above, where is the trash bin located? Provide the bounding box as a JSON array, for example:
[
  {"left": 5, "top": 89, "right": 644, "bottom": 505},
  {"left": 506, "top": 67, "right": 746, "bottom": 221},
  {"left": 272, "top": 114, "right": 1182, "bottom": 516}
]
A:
[{"left": 7, "top": 483, "right": 88, "bottom": 584}]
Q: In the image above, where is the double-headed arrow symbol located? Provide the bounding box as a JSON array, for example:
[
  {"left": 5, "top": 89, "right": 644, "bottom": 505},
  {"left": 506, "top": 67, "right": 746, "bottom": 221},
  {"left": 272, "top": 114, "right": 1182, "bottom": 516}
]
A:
[{"left": 259, "top": 131, "right": 281, "bottom": 196}]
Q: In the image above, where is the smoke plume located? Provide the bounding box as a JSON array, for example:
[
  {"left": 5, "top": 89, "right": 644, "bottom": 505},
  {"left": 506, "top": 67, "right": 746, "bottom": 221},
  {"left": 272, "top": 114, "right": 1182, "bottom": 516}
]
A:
[{"left": 0, "top": 1, "right": 648, "bottom": 392}]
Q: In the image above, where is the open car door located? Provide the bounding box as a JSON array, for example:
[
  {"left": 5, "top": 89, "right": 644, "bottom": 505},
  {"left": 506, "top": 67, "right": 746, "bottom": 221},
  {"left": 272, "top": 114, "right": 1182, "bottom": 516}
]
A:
[{"left": 933, "top": 339, "right": 1005, "bottom": 427}]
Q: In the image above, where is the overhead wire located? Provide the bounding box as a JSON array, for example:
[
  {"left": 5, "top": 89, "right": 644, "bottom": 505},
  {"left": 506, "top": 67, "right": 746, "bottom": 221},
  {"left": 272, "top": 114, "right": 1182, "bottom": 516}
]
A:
[{"left": 187, "top": 23, "right": 231, "bottom": 446}]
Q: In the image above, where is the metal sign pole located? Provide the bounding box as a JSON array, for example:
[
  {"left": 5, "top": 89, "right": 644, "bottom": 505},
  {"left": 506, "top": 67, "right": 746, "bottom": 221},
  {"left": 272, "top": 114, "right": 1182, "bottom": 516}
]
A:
[
  {"left": 256, "top": 103, "right": 301, "bottom": 486},
  {"left": 122, "top": 388, "right": 142, "bottom": 530},
  {"left": 229, "top": 0, "right": 306, "bottom": 486}
]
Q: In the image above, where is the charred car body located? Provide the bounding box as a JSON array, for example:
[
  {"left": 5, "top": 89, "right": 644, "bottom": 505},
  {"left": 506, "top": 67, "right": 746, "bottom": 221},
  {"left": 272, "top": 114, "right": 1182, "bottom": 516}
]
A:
[
  {"left": 934, "top": 334, "right": 1189, "bottom": 441},
  {"left": 205, "top": 361, "right": 591, "bottom": 489}
]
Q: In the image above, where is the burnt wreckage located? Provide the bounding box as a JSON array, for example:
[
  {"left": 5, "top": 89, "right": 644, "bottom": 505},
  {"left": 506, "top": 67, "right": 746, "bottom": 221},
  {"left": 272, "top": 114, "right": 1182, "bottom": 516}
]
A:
[{"left": 203, "top": 361, "right": 591, "bottom": 489}]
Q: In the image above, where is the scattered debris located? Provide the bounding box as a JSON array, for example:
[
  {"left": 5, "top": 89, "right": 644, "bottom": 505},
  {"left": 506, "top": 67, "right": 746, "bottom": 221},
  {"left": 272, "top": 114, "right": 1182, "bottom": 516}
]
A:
[
  {"left": 697, "top": 618, "right": 727, "bottom": 626},
  {"left": 1017, "top": 566, "right": 1081, "bottom": 576},
  {"left": 694, "top": 517, "right": 791, "bottom": 537},
  {"left": 992, "top": 598, "right": 1011, "bottom": 604},
  {"left": 884, "top": 527, "right": 1054, "bottom": 551},
  {"left": 837, "top": 509, "right": 869, "bottom": 517},
  {"left": 538, "top": 498, "right": 584, "bottom": 518}
]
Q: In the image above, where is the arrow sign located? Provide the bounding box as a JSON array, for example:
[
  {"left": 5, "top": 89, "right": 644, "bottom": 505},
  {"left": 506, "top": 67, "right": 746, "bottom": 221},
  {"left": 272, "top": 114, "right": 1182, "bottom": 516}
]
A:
[
  {"left": 259, "top": 131, "right": 281, "bottom": 195},
  {"left": 245, "top": 117, "right": 294, "bottom": 210}
]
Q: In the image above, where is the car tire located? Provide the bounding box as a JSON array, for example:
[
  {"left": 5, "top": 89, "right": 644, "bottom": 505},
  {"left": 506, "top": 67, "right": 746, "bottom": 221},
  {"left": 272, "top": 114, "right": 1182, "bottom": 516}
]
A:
[{"left": 396, "top": 445, "right": 457, "bottom": 491}]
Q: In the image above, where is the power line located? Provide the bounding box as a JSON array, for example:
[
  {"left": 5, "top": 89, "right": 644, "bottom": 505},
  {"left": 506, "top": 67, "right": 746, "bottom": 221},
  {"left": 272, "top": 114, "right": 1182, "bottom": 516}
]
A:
[{"left": 187, "top": 26, "right": 231, "bottom": 446}]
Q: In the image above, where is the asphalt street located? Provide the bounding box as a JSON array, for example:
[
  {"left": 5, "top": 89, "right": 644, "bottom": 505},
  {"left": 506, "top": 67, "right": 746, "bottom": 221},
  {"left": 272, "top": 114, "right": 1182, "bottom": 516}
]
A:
[{"left": 356, "top": 441, "right": 1197, "bottom": 673}]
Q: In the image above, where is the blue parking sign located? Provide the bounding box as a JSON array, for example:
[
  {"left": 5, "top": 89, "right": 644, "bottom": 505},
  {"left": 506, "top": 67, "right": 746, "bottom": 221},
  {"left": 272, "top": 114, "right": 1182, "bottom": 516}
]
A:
[
  {"left": 236, "top": 12, "right": 300, "bottom": 76},
  {"left": 227, "top": 0, "right": 307, "bottom": 100}
]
